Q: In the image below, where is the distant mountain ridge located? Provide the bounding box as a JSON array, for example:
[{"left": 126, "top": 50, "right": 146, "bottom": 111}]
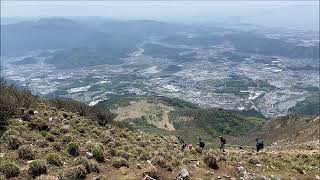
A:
[{"left": 1, "top": 18, "right": 98, "bottom": 56}]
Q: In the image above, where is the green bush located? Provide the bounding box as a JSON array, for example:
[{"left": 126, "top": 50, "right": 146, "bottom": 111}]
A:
[
  {"left": 52, "top": 142, "right": 61, "bottom": 151},
  {"left": 48, "top": 98, "right": 115, "bottom": 126},
  {"left": 61, "top": 134, "right": 73, "bottom": 143},
  {"left": 0, "top": 79, "right": 36, "bottom": 128},
  {"left": 84, "top": 161, "right": 99, "bottom": 173},
  {"left": 0, "top": 161, "right": 20, "bottom": 178},
  {"left": 73, "top": 156, "right": 87, "bottom": 166},
  {"left": 143, "top": 166, "right": 160, "bottom": 180},
  {"left": 18, "top": 145, "right": 35, "bottom": 160},
  {"left": 99, "top": 132, "right": 113, "bottom": 144},
  {"left": 116, "top": 149, "right": 130, "bottom": 160},
  {"left": 28, "top": 119, "right": 49, "bottom": 131},
  {"left": 46, "top": 153, "right": 63, "bottom": 166},
  {"left": 6, "top": 135, "right": 22, "bottom": 150},
  {"left": 45, "top": 134, "right": 55, "bottom": 142},
  {"left": 138, "top": 151, "right": 150, "bottom": 161},
  {"left": 73, "top": 157, "right": 100, "bottom": 174},
  {"left": 28, "top": 160, "right": 47, "bottom": 177},
  {"left": 111, "top": 157, "right": 129, "bottom": 168},
  {"left": 151, "top": 155, "right": 171, "bottom": 170},
  {"left": 35, "top": 139, "right": 48, "bottom": 148},
  {"left": 59, "top": 165, "right": 87, "bottom": 180},
  {"left": 203, "top": 150, "right": 219, "bottom": 169},
  {"left": 92, "top": 146, "right": 104, "bottom": 163},
  {"left": 67, "top": 142, "right": 79, "bottom": 156}
]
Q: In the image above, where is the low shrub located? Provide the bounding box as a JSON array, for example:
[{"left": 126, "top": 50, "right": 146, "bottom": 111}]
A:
[
  {"left": 85, "top": 161, "right": 100, "bottom": 173},
  {"left": 67, "top": 142, "right": 79, "bottom": 156},
  {"left": 28, "top": 160, "right": 47, "bottom": 178},
  {"left": 35, "top": 175, "right": 58, "bottom": 180},
  {"left": 139, "top": 151, "right": 150, "bottom": 161},
  {"left": 49, "top": 127, "right": 60, "bottom": 136},
  {"left": 6, "top": 135, "right": 22, "bottom": 150},
  {"left": 35, "top": 139, "right": 48, "bottom": 148},
  {"left": 59, "top": 165, "right": 87, "bottom": 180},
  {"left": 0, "top": 161, "right": 20, "bottom": 178},
  {"left": 28, "top": 119, "right": 49, "bottom": 131},
  {"left": 46, "top": 153, "right": 63, "bottom": 166},
  {"left": 92, "top": 146, "right": 104, "bottom": 163},
  {"left": 45, "top": 134, "right": 55, "bottom": 142},
  {"left": 151, "top": 155, "right": 164, "bottom": 166},
  {"left": 47, "top": 99, "right": 115, "bottom": 126},
  {"left": 116, "top": 150, "right": 130, "bottom": 160},
  {"left": 0, "top": 79, "right": 36, "bottom": 128},
  {"left": 22, "top": 114, "right": 32, "bottom": 121},
  {"left": 52, "top": 142, "right": 61, "bottom": 151},
  {"left": 99, "top": 132, "right": 113, "bottom": 144},
  {"left": 73, "top": 157, "right": 100, "bottom": 174},
  {"left": 203, "top": 150, "right": 219, "bottom": 169},
  {"left": 111, "top": 157, "right": 129, "bottom": 168},
  {"left": 18, "top": 145, "right": 35, "bottom": 160},
  {"left": 61, "top": 134, "right": 73, "bottom": 144},
  {"left": 143, "top": 166, "right": 160, "bottom": 180}
]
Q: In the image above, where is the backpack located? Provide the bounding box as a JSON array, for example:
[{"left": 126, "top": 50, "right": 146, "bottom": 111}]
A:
[{"left": 221, "top": 138, "right": 226, "bottom": 144}]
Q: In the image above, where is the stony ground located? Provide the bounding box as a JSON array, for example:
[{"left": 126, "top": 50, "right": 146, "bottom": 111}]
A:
[{"left": 0, "top": 102, "right": 319, "bottom": 180}]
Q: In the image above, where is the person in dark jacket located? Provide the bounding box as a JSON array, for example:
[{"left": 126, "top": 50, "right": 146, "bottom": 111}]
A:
[
  {"left": 198, "top": 138, "right": 205, "bottom": 150},
  {"left": 256, "top": 139, "right": 264, "bottom": 152},
  {"left": 219, "top": 136, "right": 226, "bottom": 152}
]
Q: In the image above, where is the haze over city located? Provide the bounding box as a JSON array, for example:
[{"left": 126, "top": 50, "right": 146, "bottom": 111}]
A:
[{"left": 1, "top": 1, "right": 319, "bottom": 30}]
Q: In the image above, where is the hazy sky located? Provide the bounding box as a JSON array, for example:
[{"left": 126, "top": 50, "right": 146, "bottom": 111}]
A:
[{"left": 1, "top": 1, "right": 319, "bottom": 30}]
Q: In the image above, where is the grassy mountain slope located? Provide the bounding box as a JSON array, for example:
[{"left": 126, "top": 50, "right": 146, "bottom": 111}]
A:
[
  {"left": 238, "top": 115, "right": 320, "bottom": 148},
  {"left": 1, "top": 80, "right": 320, "bottom": 179},
  {"left": 100, "top": 96, "right": 265, "bottom": 144}
]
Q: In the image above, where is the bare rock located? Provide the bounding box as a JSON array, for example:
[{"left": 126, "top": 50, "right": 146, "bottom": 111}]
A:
[
  {"left": 22, "top": 114, "right": 32, "bottom": 121},
  {"left": 248, "top": 157, "right": 259, "bottom": 165},
  {"left": 143, "top": 175, "right": 156, "bottom": 180},
  {"left": 28, "top": 109, "right": 35, "bottom": 115},
  {"left": 176, "top": 168, "right": 190, "bottom": 180},
  {"left": 62, "top": 112, "right": 69, "bottom": 118},
  {"left": 86, "top": 152, "right": 93, "bottom": 159},
  {"left": 236, "top": 166, "right": 248, "bottom": 178}
]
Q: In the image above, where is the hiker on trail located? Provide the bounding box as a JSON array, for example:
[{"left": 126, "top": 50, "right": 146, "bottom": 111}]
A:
[
  {"left": 219, "top": 136, "right": 226, "bottom": 152},
  {"left": 256, "top": 139, "right": 260, "bottom": 152},
  {"left": 198, "top": 138, "right": 205, "bottom": 151},
  {"left": 256, "top": 139, "right": 264, "bottom": 152}
]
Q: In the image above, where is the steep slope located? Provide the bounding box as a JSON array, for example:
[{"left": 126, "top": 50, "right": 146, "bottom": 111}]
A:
[
  {"left": 1, "top": 82, "right": 319, "bottom": 179},
  {"left": 238, "top": 115, "right": 320, "bottom": 149}
]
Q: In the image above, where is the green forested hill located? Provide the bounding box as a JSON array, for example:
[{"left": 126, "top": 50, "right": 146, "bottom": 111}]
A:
[
  {"left": 99, "top": 96, "right": 264, "bottom": 144},
  {"left": 169, "top": 108, "right": 264, "bottom": 143}
]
